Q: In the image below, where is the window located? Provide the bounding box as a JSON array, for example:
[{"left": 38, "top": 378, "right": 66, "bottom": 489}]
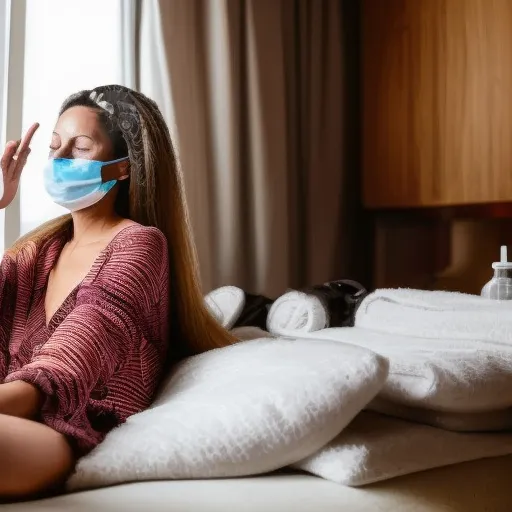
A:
[
  {"left": 2, "top": 0, "right": 127, "bottom": 248},
  {"left": 0, "top": 1, "right": 8, "bottom": 141},
  {"left": 20, "top": 0, "right": 125, "bottom": 236}
]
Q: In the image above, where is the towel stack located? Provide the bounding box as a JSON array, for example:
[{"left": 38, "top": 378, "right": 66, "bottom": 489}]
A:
[
  {"left": 288, "top": 325, "right": 512, "bottom": 431},
  {"left": 353, "top": 288, "right": 512, "bottom": 430},
  {"left": 275, "top": 288, "right": 512, "bottom": 431},
  {"left": 267, "top": 287, "right": 512, "bottom": 484}
]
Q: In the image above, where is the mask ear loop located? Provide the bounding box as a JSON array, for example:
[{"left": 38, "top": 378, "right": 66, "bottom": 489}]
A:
[
  {"left": 101, "top": 158, "right": 130, "bottom": 183},
  {"left": 92, "top": 91, "right": 138, "bottom": 184}
]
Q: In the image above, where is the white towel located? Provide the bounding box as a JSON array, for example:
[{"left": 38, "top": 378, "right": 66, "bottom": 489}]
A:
[
  {"left": 276, "top": 327, "right": 512, "bottom": 413},
  {"left": 355, "top": 288, "right": 512, "bottom": 343},
  {"left": 266, "top": 291, "right": 328, "bottom": 334},
  {"left": 369, "top": 397, "right": 512, "bottom": 432},
  {"left": 292, "top": 411, "right": 512, "bottom": 486},
  {"left": 204, "top": 286, "right": 245, "bottom": 329}
]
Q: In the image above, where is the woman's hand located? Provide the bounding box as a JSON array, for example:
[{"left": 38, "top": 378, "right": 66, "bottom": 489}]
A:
[
  {"left": 0, "top": 380, "right": 42, "bottom": 419},
  {"left": 0, "top": 122, "right": 39, "bottom": 209}
]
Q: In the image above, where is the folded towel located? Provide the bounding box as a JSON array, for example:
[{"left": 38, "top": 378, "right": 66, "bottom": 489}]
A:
[
  {"left": 276, "top": 327, "right": 512, "bottom": 413},
  {"left": 292, "top": 411, "right": 512, "bottom": 486},
  {"left": 267, "top": 280, "right": 367, "bottom": 335},
  {"left": 355, "top": 288, "right": 512, "bottom": 343},
  {"left": 369, "top": 397, "right": 512, "bottom": 432}
]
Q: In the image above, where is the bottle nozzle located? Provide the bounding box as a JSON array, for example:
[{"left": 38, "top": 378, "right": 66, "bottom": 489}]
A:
[
  {"left": 493, "top": 245, "right": 512, "bottom": 269},
  {"left": 502, "top": 245, "right": 508, "bottom": 263}
]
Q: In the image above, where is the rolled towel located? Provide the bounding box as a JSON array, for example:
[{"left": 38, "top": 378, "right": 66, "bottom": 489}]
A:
[
  {"left": 355, "top": 288, "right": 512, "bottom": 343},
  {"left": 205, "top": 286, "right": 274, "bottom": 330},
  {"left": 267, "top": 279, "right": 367, "bottom": 335},
  {"left": 205, "top": 286, "right": 246, "bottom": 329}
]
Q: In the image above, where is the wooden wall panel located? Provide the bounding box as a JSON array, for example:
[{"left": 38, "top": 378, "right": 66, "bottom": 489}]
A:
[{"left": 363, "top": 0, "right": 512, "bottom": 208}]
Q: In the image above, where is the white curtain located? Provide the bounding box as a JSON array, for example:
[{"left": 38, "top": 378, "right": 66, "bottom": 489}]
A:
[
  {"left": 137, "top": 0, "right": 215, "bottom": 290},
  {"left": 135, "top": 0, "right": 353, "bottom": 296},
  {"left": 120, "top": 0, "right": 142, "bottom": 91}
]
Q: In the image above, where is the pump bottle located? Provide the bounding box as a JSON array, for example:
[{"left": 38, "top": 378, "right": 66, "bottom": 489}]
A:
[{"left": 481, "top": 246, "right": 512, "bottom": 300}]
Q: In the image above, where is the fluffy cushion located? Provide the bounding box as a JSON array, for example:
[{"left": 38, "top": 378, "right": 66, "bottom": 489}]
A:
[
  {"left": 68, "top": 337, "right": 388, "bottom": 490},
  {"left": 293, "top": 411, "right": 512, "bottom": 486}
]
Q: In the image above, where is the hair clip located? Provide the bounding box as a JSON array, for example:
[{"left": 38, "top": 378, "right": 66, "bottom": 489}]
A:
[{"left": 89, "top": 91, "right": 115, "bottom": 115}]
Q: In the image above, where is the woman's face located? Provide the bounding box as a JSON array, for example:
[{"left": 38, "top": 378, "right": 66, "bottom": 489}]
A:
[{"left": 50, "top": 106, "right": 113, "bottom": 161}]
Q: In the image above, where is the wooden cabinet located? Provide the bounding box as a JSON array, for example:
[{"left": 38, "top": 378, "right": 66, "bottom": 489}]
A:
[{"left": 362, "top": 0, "right": 512, "bottom": 208}]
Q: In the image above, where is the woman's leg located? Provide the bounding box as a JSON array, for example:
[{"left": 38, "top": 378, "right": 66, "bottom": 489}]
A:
[{"left": 0, "top": 413, "right": 74, "bottom": 499}]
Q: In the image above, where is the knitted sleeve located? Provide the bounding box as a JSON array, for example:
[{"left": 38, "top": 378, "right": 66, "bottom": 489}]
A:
[
  {"left": 5, "top": 228, "right": 169, "bottom": 428},
  {"left": 0, "top": 253, "right": 17, "bottom": 379}
]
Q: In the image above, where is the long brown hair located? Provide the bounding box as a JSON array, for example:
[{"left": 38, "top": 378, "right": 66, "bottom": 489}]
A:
[{"left": 10, "top": 85, "right": 236, "bottom": 357}]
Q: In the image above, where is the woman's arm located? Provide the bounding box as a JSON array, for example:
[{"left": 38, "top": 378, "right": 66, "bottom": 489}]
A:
[
  {"left": 0, "top": 381, "right": 42, "bottom": 419},
  {"left": 0, "top": 254, "right": 18, "bottom": 380},
  {"left": 0, "top": 123, "right": 39, "bottom": 378},
  {"left": 3, "top": 228, "right": 168, "bottom": 434},
  {"left": 4, "top": 302, "right": 132, "bottom": 420}
]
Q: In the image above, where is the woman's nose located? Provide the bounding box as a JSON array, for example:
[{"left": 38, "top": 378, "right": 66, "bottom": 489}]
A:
[{"left": 52, "top": 147, "right": 72, "bottom": 159}]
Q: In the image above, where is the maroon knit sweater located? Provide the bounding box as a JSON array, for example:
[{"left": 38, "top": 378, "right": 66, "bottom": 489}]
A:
[{"left": 0, "top": 224, "right": 169, "bottom": 456}]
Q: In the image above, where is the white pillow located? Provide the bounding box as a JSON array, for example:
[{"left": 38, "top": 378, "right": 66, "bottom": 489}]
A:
[
  {"left": 68, "top": 337, "right": 388, "bottom": 490},
  {"left": 293, "top": 411, "right": 512, "bottom": 486}
]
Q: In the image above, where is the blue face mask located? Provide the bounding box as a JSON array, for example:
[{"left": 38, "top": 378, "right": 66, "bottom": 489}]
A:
[{"left": 44, "top": 156, "right": 129, "bottom": 212}]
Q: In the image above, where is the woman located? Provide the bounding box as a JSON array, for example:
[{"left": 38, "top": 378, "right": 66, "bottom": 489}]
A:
[{"left": 0, "top": 85, "right": 235, "bottom": 499}]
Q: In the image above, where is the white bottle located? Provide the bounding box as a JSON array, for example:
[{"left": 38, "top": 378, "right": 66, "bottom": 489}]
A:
[{"left": 481, "top": 246, "right": 512, "bottom": 300}]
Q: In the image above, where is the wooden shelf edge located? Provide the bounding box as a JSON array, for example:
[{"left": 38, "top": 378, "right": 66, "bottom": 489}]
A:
[{"left": 366, "top": 202, "right": 512, "bottom": 221}]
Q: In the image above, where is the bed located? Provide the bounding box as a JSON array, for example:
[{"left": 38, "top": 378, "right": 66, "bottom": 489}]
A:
[
  {"left": 4, "top": 456, "right": 512, "bottom": 512},
  {"left": 7, "top": 295, "right": 512, "bottom": 511}
]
